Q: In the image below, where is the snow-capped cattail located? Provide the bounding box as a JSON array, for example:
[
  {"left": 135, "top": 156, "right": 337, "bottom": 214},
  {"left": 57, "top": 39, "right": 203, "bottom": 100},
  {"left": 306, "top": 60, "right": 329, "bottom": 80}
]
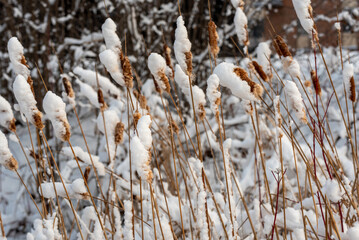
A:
[
  {"left": 0, "top": 95, "right": 16, "bottom": 132},
  {"left": 231, "top": 0, "right": 244, "bottom": 8},
  {"left": 0, "top": 130, "right": 18, "bottom": 171},
  {"left": 114, "top": 122, "right": 125, "bottom": 145},
  {"left": 133, "top": 110, "right": 141, "bottom": 126},
  {"left": 343, "top": 63, "right": 356, "bottom": 102},
  {"left": 62, "top": 74, "right": 76, "bottom": 106},
  {"left": 148, "top": 53, "right": 171, "bottom": 93},
  {"left": 274, "top": 35, "right": 292, "bottom": 58},
  {"left": 13, "top": 75, "right": 44, "bottom": 129},
  {"left": 43, "top": 91, "right": 71, "bottom": 141},
  {"left": 206, "top": 74, "right": 221, "bottom": 119},
  {"left": 175, "top": 65, "right": 206, "bottom": 120},
  {"left": 122, "top": 56, "right": 134, "bottom": 89},
  {"left": 310, "top": 70, "right": 321, "bottom": 96},
  {"left": 292, "top": 0, "right": 317, "bottom": 40},
  {"left": 97, "top": 89, "right": 108, "bottom": 111},
  {"left": 284, "top": 80, "right": 307, "bottom": 123},
  {"left": 283, "top": 57, "right": 301, "bottom": 78},
  {"left": 99, "top": 49, "right": 125, "bottom": 87},
  {"left": 163, "top": 43, "right": 175, "bottom": 79},
  {"left": 256, "top": 42, "right": 273, "bottom": 81},
  {"left": 208, "top": 20, "right": 219, "bottom": 58},
  {"left": 174, "top": 16, "right": 192, "bottom": 76},
  {"left": 102, "top": 18, "right": 122, "bottom": 53},
  {"left": 252, "top": 61, "right": 268, "bottom": 82},
  {"left": 234, "top": 7, "right": 249, "bottom": 47},
  {"left": 7, "top": 37, "right": 30, "bottom": 78},
  {"left": 213, "top": 62, "right": 263, "bottom": 101}
]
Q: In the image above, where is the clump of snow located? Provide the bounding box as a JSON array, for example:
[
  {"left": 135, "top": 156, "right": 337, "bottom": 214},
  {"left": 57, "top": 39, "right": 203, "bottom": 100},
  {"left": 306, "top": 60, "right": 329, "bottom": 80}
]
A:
[
  {"left": 43, "top": 91, "right": 71, "bottom": 141},
  {"left": 13, "top": 75, "right": 43, "bottom": 128},
  {"left": 213, "top": 62, "right": 262, "bottom": 101},
  {"left": 206, "top": 74, "right": 221, "bottom": 117},
  {"left": 102, "top": 18, "right": 122, "bottom": 53},
  {"left": 26, "top": 214, "right": 61, "bottom": 240},
  {"left": 0, "top": 130, "right": 18, "bottom": 171},
  {"left": 283, "top": 56, "right": 301, "bottom": 78},
  {"left": 174, "top": 16, "right": 192, "bottom": 75},
  {"left": 40, "top": 178, "right": 89, "bottom": 200},
  {"left": 7, "top": 37, "right": 30, "bottom": 78},
  {"left": 343, "top": 62, "right": 354, "bottom": 97},
  {"left": 346, "top": 223, "right": 359, "bottom": 240},
  {"left": 62, "top": 146, "right": 105, "bottom": 176},
  {"left": 75, "top": 79, "right": 100, "bottom": 107},
  {"left": 334, "top": 22, "right": 341, "bottom": 31},
  {"left": 0, "top": 95, "right": 15, "bottom": 130},
  {"left": 284, "top": 80, "right": 307, "bottom": 123},
  {"left": 234, "top": 7, "right": 249, "bottom": 46},
  {"left": 292, "top": 0, "right": 316, "bottom": 36},
  {"left": 256, "top": 42, "right": 272, "bottom": 79},
  {"left": 124, "top": 200, "right": 133, "bottom": 240},
  {"left": 321, "top": 179, "right": 343, "bottom": 202},
  {"left": 99, "top": 49, "right": 125, "bottom": 86}
]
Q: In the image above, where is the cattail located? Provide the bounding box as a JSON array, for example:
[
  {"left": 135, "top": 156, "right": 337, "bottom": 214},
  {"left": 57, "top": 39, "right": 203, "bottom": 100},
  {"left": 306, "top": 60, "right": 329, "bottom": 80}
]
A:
[
  {"left": 284, "top": 80, "right": 307, "bottom": 123},
  {"left": 174, "top": 16, "right": 192, "bottom": 76},
  {"left": 274, "top": 96, "right": 283, "bottom": 138},
  {"left": 97, "top": 89, "right": 108, "bottom": 111},
  {"left": 122, "top": 56, "right": 134, "bottom": 89},
  {"left": 310, "top": 70, "right": 321, "bottom": 96},
  {"left": 292, "top": 0, "right": 318, "bottom": 40},
  {"left": 43, "top": 91, "right": 71, "bottom": 142},
  {"left": 206, "top": 74, "right": 221, "bottom": 119},
  {"left": 256, "top": 42, "right": 273, "bottom": 81},
  {"left": 234, "top": 7, "right": 249, "bottom": 47},
  {"left": 84, "top": 166, "right": 91, "bottom": 184},
  {"left": 274, "top": 35, "right": 292, "bottom": 58},
  {"left": 0, "top": 95, "right": 16, "bottom": 132},
  {"left": 13, "top": 75, "right": 44, "bottom": 129},
  {"left": 343, "top": 63, "right": 356, "bottom": 102},
  {"left": 62, "top": 75, "right": 75, "bottom": 99},
  {"left": 163, "top": 43, "right": 175, "bottom": 79},
  {"left": 208, "top": 20, "right": 220, "bottom": 58},
  {"left": 0, "top": 130, "right": 18, "bottom": 171},
  {"left": 7, "top": 37, "right": 30, "bottom": 78},
  {"left": 114, "top": 122, "right": 125, "bottom": 145},
  {"left": 252, "top": 61, "right": 268, "bottom": 82},
  {"left": 213, "top": 62, "right": 263, "bottom": 101},
  {"left": 99, "top": 49, "right": 125, "bottom": 86},
  {"left": 170, "top": 119, "right": 180, "bottom": 134},
  {"left": 148, "top": 53, "right": 171, "bottom": 93},
  {"left": 133, "top": 111, "right": 142, "bottom": 126}
]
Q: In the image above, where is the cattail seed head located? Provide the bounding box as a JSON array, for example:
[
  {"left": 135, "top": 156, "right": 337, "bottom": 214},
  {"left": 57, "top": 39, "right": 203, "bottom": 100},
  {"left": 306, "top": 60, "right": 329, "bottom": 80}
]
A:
[
  {"left": 97, "top": 89, "right": 108, "bottom": 111},
  {"left": 5, "top": 156, "right": 18, "bottom": 171},
  {"left": 252, "top": 61, "right": 268, "bottom": 82},
  {"left": 33, "top": 112, "right": 44, "bottom": 130},
  {"left": 9, "top": 118, "right": 16, "bottom": 132},
  {"left": 274, "top": 35, "right": 292, "bottom": 58},
  {"left": 310, "top": 70, "right": 321, "bottom": 96},
  {"left": 123, "top": 56, "right": 134, "bottom": 89},
  {"left": 114, "top": 122, "right": 125, "bottom": 145},
  {"left": 133, "top": 111, "right": 141, "bottom": 126},
  {"left": 185, "top": 51, "right": 193, "bottom": 76},
  {"left": 349, "top": 76, "right": 356, "bottom": 102},
  {"left": 62, "top": 76, "right": 75, "bottom": 99},
  {"left": 208, "top": 21, "right": 219, "bottom": 58},
  {"left": 163, "top": 44, "right": 174, "bottom": 79}
]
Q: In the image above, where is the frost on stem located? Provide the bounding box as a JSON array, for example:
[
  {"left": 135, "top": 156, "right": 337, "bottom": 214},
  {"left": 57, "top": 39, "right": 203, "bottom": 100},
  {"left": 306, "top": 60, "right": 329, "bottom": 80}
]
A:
[
  {"left": 43, "top": 91, "right": 71, "bottom": 141},
  {"left": 343, "top": 62, "right": 356, "bottom": 102},
  {"left": 174, "top": 16, "right": 192, "bottom": 76},
  {"left": 175, "top": 64, "right": 206, "bottom": 120},
  {"left": 0, "top": 95, "right": 16, "bottom": 132},
  {"left": 148, "top": 53, "right": 171, "bottom": 93},
  {"left": 234, "top": 7, "right": 249, "bottom": 47},
  {"left": 292, "top": 0, "right": 317, "bottom": 39},
  {"left": 284, "top": 80, "right": 307, "bottom": 124},
  {"left": 0, "top": 130, "right": 18, "bottom": 171},
  {"left": 13, "top": 75, "right": 44, "bottom": 129},
  {"left": 256, "top": 42, "right": 272, "bottom": 80},
  {"left": 7, "top": 37, "right": 30, "bottom": 78},
  {"left": 206, "top": 74, "right": 221, "bottom": 119},
  {"left": 131, "top": 115, "right": 153, "bottom": 183},
  {"left": 62, "top": 146, "right": 106, "bottom": 176},
  {"left": 40, "top": 178, "right": 89, "bottom": 200},
  {"left": 213, "top": 62, "right": 263, "bottom": 101}
]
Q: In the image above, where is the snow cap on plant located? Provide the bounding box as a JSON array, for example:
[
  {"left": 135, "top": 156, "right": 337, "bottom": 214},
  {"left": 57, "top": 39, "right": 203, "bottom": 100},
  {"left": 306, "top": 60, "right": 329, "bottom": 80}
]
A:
[
  {"left": 234, "top": 7, "right": 249, "bottom": 46},
  {"left": 310, "top": 70, "right": 321, "bottom": 96},
  {"left": 206, "top": 74, "right": 221, "bottom": 118},
  {"left": 0, "top": 95, "right": 16, "bottom": 132},
  {"left": 7, "top": 37, "right": 30, "bottom": 78},
  {"left": 284, "top": 80, "right": 307, "bottom": 123},
  {"left": 148, "top": 53, "right": 171, "bottom": 93},
  {"left": 174, "top": 16, "right": 192, "bottom": 76},
  {"left": 0, "top": 130, "right": 18, "bottom": 171},
  {"left": 99, "top": 49, "right": 125, "bottom": 86},
  {"left": 62, "top": 74, "right": 76, "bottom": 106},
  {"left": 102, "top": 18, "right": 122, "bottom": 53},
  {"left": 343, "top": 62, "right": 356, "bottom": 102},
  {"left": 256, "top": 42, "right": 273, "bottom": 80},
  {"left": 213, "top": 62, "right": 263, "bottom": 101},
  {"left": 292, "top": 0, "right": 317, "bottom": 39},
  {"left": 13, "top": 75, "right": 44, "bottom": 129},
  {"left": 43, "top": 91, "right": 71, "bottom": 141}
]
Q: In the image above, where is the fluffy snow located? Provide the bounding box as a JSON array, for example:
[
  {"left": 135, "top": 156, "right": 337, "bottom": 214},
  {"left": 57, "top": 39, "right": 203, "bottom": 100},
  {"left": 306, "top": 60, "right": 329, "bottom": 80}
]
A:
[
  {"left": 43, "top": 91, "right": 71, "bottom": 141},
  {"left": 174, "top": 16, "right": 192, "bottom": 74},
  {"left": 234, "top": 7, "right": 249, "bottom": 46},
  {"left": 0, "top": 95, "right": 14, "bottom": 130},
  {"left": 321, "top": 179, "right": 343, "bottom": 202},
  {"left": 26, "top": 214, "right": 61, "bottom": 240},
  {"left": 148, "top": 53, "right": 168, "bottom": 91},
  {"left": 283, "top": 57, "right": 301, "bottom": 78},
  {"left": 40, "top": 178, "right": 88, "bottom": 200},
  {"left": 213, "top": 62, "right": 261, "bottom": 101},
  {"left": 256, "top": 42, "right": 272, "bottom": 78},
  {"left": 206, "top": 74, "right": 221, "bottom": 116},
  {"left": 75, "top": 79, "right": 100, "bottom": 107},
  {"left": 136, "top": 115, "right": 152, "bottom": 150},
  {"left": 102, "top": 18, "right": 122, "bottom": 53},
  {"left": 99, "top": 49, "right": 125, "bottom": 86},
  {"left": 343, "top": 62, "right": 354, "bottom": 95},
  {"left": 7, "top": 37, "right": 30, "bottom": 78},
  {"left": 292, "top": 0, "right": 316, "bottom": 35},
  {"left": 0, "top": 130, "right": 16, "bottom": 171},
  {"left": 284, "top": 80, "right": 307, "bottom": 123}
]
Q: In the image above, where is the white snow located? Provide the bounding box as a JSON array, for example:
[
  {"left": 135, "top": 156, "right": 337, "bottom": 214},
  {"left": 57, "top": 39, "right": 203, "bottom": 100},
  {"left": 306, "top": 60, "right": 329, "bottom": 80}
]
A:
[
  {"left": 234, "top": 7, "right": 249, "bottom": 46},
  {"left": 102, "top": 18, "right": 122, "bottom": 53},
  {"left": 256, "top": 42, "right": 272, "bottom": 78},
  {"left": 174, "top": 16, "right": 192, "bottom": 74},
  {"left": 0, "top": 95, "right": 14, "bottom": 130},
  {"left": 292, "top": 0, "right": 316, "bottom": 35},
  {"left": 148, "top": 53, "right": 168, "bottom": 91},
  {"left": 75, "top": 79, "right": 100, "bottom": 107},
  {"left": 43, "top": 91, "right": 71, "bottom": 141},
  {"left": 0, "top": 130, "right": 16, "bottom": 171},
  {"left": 283, "top": 57, "right": 301, "bottom": 78},
  {"left": 7, "top": 37, "right": 30, "bottom": 78},
  {"left": 343, "top": 62, "right": 354, "bottom": 96},
  {"left": 321, "top": 179, "right": 343, "bottom": 202},
  {"left": 284, "top": 80, "right": 307, "bottom": 123},
  {"left": 41, "top": 178, "right": 88, "bottom": 200},
  {"left": 206, "top": 74, "right": 221, "bottom": 116},
  {"left": 99, "top": 49, "right": 125, "bottom": 86}
]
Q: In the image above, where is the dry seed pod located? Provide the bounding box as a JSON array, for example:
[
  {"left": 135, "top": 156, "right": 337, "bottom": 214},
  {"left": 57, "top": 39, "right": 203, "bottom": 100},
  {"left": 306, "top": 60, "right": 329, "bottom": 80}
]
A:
[
  {"left": 163, "top": 43, "right": 175, "bottom": 78},
  {"left": 252, "top": 61, "right": 268, "bottom": 82},
  {"left": 122, "top": 56, "right": 134, "bottom": 89},
  {"left": 343, "top": 63, "right": 356, "bottom": 102},
  {"left": 274, "top": 35, "right": 292, "bottom": 58},
  {"left": 62, "top": 76, "right": 75, "bottom": 99},
  {"left": 114, "top": 122, "right": 125, "bottom": 145},
  {"left": 208, "top": 20, "right": 219, "bottom": 58},
  {"left": 148, "top": 53, "right": 171, "bottom": 93},
  {"left": 97, "top": 89, "right": 108, "bottom": 111},
  {"left": 310, "top": 70, "right": 321, "bottom": 96},
  {"left": 133, "top": 111, "right": 141, "bottom": 126}
]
